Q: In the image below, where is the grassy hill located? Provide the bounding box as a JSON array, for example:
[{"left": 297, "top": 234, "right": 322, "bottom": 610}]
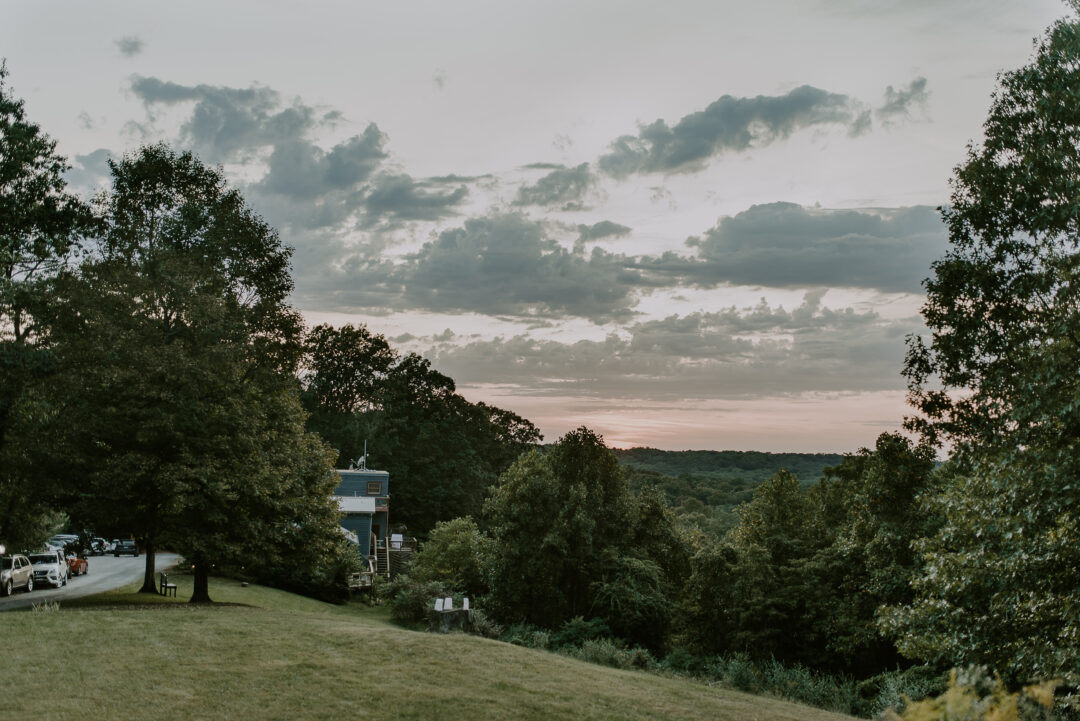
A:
[{"left": 2, "top": 577, "right": 857, "bottom": 721}]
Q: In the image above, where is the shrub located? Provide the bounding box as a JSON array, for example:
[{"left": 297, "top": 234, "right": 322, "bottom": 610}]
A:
[
  {"left": 469, "top": 609, "right": 503, "bottom": 640},
  {"left": 759, "top": 658, "right": 857, "bottom": 714},
  {"left": 550, "top": 616, "right": 612, "bottom": 649},
  {"left": 885, "top": 667, "right": 1059, "bottom": 721},
  {"left": 501, "top": 623, "right": 551, "bottom": 650},
  {"left": 386, "top": 575, "right": 451, "bottom": 625},
  {"left": 564, "top": 638, "right": 658, "bottom": 671},
  {"left": 856, "top": 666, "right": 947, "bottom": 718}
]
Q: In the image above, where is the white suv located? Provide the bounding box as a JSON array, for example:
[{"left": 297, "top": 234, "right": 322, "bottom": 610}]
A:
[{"left": 29, "top": 550, "right": 67, "bottom": 588}]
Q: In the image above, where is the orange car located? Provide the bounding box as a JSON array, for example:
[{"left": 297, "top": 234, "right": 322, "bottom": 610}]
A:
[{"left": 66, "top": 555, "right": 88, "bottom": 577}]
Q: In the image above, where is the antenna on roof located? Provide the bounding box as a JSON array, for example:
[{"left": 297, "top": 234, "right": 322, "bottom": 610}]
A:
[{"left": 359, "top": 440, "right": 368, "bottom": 470}]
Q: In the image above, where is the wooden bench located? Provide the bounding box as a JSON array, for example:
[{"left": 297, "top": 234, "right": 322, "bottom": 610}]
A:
[{"left": 159, "top": 572, "right": 177, "bottom": 597}]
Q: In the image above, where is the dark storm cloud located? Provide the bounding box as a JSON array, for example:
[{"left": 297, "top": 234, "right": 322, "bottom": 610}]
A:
[
  {"left": 129, "top": 76, "right": 318, "bottom": 162},
  {"left": 639, "top": 202, "right": 946, "bottom": 293},
  {"left": 361, "top": 173, "right": 469, "bottom": 225},
  {"left": 597, "top": 85, "right": 867, "bottom": 178},
  {"left": 428, "top": 293, "right": 917, "bottom": 400},
  {"left": 514, "top": 163, "right": 594, "bottom": 210},
  {"left": 578, "top": 220, "right": 632, "bottom": 241},
  {"left": 876, "top": 77, "right": 929, "bottom": 123},
  {"left": 115, "top": 36, "right": 144, "bottom": 57}
]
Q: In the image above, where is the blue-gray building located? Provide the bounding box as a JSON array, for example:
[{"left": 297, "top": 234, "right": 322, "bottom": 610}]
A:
[{"left": 334, "top": 468, "right": 389, "bottom": 557}]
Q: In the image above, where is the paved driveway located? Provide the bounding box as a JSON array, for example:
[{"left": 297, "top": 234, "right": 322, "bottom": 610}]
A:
[{"left": 0, "top": 553, "right": 180, "bottom": 611}]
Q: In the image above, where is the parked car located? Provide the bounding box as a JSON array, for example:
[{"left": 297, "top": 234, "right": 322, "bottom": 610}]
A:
[
  {"left": 1, "top": 554, "right": 34, "bottom": 596},
  {"left": 113, "top": 540, "right": 139, "bottom": 557},
  {"left": 90, "top": 538, "right": 112, "bottom": 555},
  {"left": 29, "top": 551, "right": 67, "bottom": 588},
  {"left": 66, "top": 554, "right": 88, "bottom": 576}
]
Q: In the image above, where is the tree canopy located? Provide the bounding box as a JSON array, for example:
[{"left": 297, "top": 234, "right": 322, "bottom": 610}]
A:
[
  {"left": 50, "top": 144, "right": 337, "bottom": 601},
  {"left": 895, "top": 12, "right": 1080, "bottom": 684}
]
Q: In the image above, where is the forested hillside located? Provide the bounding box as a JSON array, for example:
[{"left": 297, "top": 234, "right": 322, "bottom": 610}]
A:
[
  {"left": 614, "top": 447, "right": 844, "bottom": 484},
  {"left": 614, "top": 447, "right": 845, "bottom": 535}
]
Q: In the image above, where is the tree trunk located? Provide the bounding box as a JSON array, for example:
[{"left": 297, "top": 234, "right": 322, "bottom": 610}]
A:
[
  {"left": 190, "top": 562, "right": 212, "bottom": 603},
  {"left": 138, "top": 539, "right": 157, "bottom": 594}
]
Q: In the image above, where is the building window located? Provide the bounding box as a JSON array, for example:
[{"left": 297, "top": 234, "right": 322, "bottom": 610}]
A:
[{"left": 366, "top": 480, "right": 382, "bottom": 496}]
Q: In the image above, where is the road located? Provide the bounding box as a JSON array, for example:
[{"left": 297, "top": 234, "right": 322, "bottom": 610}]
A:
[{"left": 0, "top": 552, "right": 179, "bottom": 611}]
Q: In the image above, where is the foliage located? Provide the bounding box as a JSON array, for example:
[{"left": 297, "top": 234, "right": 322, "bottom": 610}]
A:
[
  {"left": 550, "top": 616, "right": 612, "bottom": 649},
  {"left": 880, "top": 449, "right": 1080, "bottom": 684},
  {"left": 49, "top": 144, "right": 338, "bottom": 601},
  {"left": 680, "top": 434, "right": 937, "bottom": 676},
  {"left": 484, "top": 427, "right": 683, "bottom": 650},
  {"left": 0, "top": 64, "right": 92, "bottom": 551},
  {"left": 562, "top": 638, "right": 658, "bottom": 671},
  {"left": 885, "top": 667, "right": 1059, "bottom": 721},
  {"left": 894, "top": 11, "right": 1080, "bottom": 684},
  {"left": 385, "top": 575, "right": 452, "bottom": 625},
  {"left": 407, "top": 516, "right": 493, "bottom": 600},
  {"left": 300, "top": 323, "right": 542, "bottom": 535}
]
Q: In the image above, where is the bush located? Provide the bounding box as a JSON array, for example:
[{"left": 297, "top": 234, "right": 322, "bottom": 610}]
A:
[
  {"left": 550, "top": 616, "right": 612, "bottom": 649},
  {"left": 885, "top": 667, "right": 1059, "bottom": 721},
  {"left": 759, "top": 658, "right": 857, "bottom": 714},
  {"left": 855, "top": 666, "right": 947, "bottom": 718},
  {"left": 708, "top": 653, "right": 761, "bottom": 693},
  {"left": 564, "top": 638, "right": 658, "bottom": 671},
  {"left": 662, "top": 648, "right": 711, "bottom": 677},
  {"left": 469, "top": 609, "right": 503, "bottom": 640},
  {"left": 386, "top": 575, "right": 451, "bottom": 625},
  {"left": 501, "top": 623, "right": 551, "bottom": 650}
]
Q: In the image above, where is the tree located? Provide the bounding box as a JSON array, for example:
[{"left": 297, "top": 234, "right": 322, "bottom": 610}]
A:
[
  {"left": 0, "top": 63, "right": 92, "bottom": 550},
  {"left": 51, "top": 144, "right": 332, "bottom": 602},
  {"left": 896, "top": 10, "right": 1080, "bottom": 683},
  {"left": 300, "top": 323, "right": 542, "bottom": 535},
  {"left": 406, "top": 516, "right": 494, "bottom": 600},
  {"left": 484, "top": 427, "right": 679, "bottom": 649}
]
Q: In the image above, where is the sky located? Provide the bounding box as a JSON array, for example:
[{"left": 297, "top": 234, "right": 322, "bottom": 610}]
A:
[{"left": 4, "top": 0, "right": 1070, "bottom": 452}]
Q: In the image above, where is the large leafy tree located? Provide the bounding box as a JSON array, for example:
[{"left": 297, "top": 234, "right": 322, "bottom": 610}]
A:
[
  {"left": 300, "top": 323, "right": 541, "bottom": 535},
  {"left": 0, "top": 63, "right": 92, "bottom": 550},
  {"left": 52, "top": 144, "right": 337, "bottom": 601},
  {"left": 895, "top": 10, "right": 1080, "bottom": 683},
  {"left": 484, "top": 427, "right": 681, "bottom": 649}
]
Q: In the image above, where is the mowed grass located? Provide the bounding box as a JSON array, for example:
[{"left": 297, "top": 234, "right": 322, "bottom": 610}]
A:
[{"left": 3, "top": 576, "right": 857, "bottom": 721}]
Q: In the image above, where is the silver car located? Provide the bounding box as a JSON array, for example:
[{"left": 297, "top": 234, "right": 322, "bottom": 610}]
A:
[
  {"left": 1, "top": 555, "right": 34, "bottom": 596},
  {"left": 29, "top": 551, "right": 67, "bottom": 588}
]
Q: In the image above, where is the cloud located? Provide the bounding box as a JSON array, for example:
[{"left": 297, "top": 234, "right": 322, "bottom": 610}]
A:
[
  {"left": 295, "top": 202, "right": 944, "bottom": 319},
  {"left": 64, "top": 148, "right": 113, "bottom": 195},
  {"left": 428, "top": 293, "right": 918, "bottom": 400},
  {"left": 115, "top": 36, "right": 144, "bottom": 57},
  {"left": 514, "top": 163, "right": 595, "bottom": 209},
  {"left": 597, "top": 85, "right": 868, "bottom": 178},
  {"left": 578, "top": 220, "right": 632, "bottom": 242},
  {"left": 77, "top": 112, "right": 94, "bottom": 130},
  {"left": 129, "top": 76, "right": 318, "bottom": 163},
  {"left": 310, "top": 212, "right": 651, "bottom": 320},
  {"left": 255, "top": 125, "right": 388, "bottom": 200},
  {"left": 361, "top": 172, "right": 469, "bottom": 226},
  {"left": 639, "top": 202, "right": 946, "bottom": 293},
  {"left": 876, "top": 77, "right": 929, "bottom": 123}
]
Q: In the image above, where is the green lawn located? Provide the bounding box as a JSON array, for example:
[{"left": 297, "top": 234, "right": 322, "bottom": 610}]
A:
[{"left": 3, "top": 576, "right": 857, "bottom": 721}]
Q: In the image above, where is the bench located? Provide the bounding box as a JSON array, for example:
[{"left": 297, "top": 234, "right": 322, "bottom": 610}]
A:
[{"left": 159, "top": 572, "right": 177, "bottom": 597}]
